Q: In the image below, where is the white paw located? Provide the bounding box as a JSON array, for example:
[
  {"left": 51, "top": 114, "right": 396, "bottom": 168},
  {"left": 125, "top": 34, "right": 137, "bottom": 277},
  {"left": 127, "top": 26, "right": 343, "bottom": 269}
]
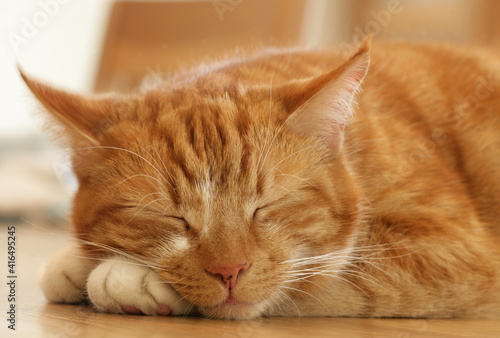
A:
[
  {"left": 86, "top": 256, "right": 194, "bottom": 316},
  {"left": 39, "top": 243, "right": 94, "bottom": 303}
]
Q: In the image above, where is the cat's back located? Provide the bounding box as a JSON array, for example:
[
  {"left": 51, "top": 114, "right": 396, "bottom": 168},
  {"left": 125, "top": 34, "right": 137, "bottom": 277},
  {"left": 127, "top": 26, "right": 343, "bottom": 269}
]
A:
[
  {"left": 353, "top": 43, "right": 500, "bottom": 242},
  {"left": 187, "top": 41, "right": 500, "bottom": 90},
  {"left": 212, "top": 41, "right": 500, "bottom": 239}
]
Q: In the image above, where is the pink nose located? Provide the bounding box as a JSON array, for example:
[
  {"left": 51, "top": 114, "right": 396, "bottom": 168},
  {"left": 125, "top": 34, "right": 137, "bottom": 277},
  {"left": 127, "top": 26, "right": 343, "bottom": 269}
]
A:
[{"left": 209, "top": 262, "right": 249, "bottom": 291}]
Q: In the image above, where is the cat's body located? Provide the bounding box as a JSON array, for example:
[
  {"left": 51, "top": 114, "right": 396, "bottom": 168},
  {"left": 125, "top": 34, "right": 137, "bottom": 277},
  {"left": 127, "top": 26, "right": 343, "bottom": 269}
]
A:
[{"left": 23, "top": 40, "right": 500, "bottom": 319}]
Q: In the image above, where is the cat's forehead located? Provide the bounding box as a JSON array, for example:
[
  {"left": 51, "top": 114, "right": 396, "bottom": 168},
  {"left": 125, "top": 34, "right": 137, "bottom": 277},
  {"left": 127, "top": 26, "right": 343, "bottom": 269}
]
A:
[{"left": 162, "top": 80, "right": 254, "bottom": 110}]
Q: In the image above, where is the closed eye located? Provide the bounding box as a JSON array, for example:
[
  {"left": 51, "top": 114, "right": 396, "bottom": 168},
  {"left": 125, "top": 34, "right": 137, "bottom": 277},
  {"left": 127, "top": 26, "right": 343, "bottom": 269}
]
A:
[
  {"left": 253, "top": 209, "right": 259, "bottom": 224},
  {"left": 252, "top": 204, "right": 271, "bottom": 225},
  {"left": 168, "top": 216, "right": 190, "bottom": 231}
]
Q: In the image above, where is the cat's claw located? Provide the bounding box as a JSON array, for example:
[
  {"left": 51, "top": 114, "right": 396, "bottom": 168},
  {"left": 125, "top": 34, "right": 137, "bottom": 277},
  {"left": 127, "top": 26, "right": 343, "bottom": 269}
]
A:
[{"left": 86, "top": 256, "right": 194, "bottom": 316}]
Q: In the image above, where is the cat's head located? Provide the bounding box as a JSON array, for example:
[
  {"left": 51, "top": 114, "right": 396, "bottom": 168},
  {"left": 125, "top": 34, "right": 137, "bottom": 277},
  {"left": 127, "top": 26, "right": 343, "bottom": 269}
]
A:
[{"left": 21, "top": 40, "right": 370, "bottom": 319}]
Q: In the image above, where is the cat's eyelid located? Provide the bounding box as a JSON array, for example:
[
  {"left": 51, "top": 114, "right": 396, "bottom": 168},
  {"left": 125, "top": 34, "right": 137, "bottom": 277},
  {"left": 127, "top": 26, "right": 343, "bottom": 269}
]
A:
[
  {"left": 166, "top": 216, "right": 191, "bottom": 231},
  {"left": 255, "top": 204, "right": 272, "bottom": 212},
  {"left": 118, "top": 206, "right": 188, "bottom": 228},
  {"left": 166, "top": 215, "right": 186, "bottom": 221},
  {"left": 253, "top": 204, "right": 272, "bottom": 224},
  {"left": 117, "top": 204, "right": 136, "bottom": 209}
]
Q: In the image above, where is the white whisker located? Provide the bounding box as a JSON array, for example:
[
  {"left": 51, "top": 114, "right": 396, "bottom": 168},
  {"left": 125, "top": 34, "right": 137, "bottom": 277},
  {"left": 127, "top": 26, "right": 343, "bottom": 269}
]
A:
[
  {"left": 77, "top": 146, "right": 174, "bottom": 191},
  {"left": 277, "top": 289, "right": 300, "bottom": 316},
  {"left": 279, "top": 285, "right": 329, "bottom": 313},
  {"left": 274, "top": 169, "right": 320, "bottom": 191},
  {"left": 261, "top": 145, "right": 316, "bottom": 180},
  {"left": 124, "top": 197, "right": 172, "bottom": 225},
  {"left": 256, "top": 73, "right": 275, "bottom": 171}
]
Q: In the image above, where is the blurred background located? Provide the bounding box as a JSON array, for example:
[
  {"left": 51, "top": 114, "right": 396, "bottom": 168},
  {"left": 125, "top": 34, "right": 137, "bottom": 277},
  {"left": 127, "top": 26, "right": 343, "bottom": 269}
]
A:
[{"left": 2, "top": 0, "right": 500, "bottom": 229}]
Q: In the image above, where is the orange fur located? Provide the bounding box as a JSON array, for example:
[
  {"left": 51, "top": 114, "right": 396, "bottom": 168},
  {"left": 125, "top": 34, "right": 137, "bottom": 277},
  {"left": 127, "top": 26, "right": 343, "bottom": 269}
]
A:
[{"left": 21, "top": 39, "right": 500, "bottom": 318}]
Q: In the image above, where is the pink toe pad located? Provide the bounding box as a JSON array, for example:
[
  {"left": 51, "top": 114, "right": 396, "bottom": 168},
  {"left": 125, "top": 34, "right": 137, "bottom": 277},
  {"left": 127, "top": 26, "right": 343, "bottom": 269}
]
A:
[
  {"left": 156, "top": 304, "right": 172, "bottom": 316},
  {"left": 122, "top": 305, "right": 142, "bottom": 314}
]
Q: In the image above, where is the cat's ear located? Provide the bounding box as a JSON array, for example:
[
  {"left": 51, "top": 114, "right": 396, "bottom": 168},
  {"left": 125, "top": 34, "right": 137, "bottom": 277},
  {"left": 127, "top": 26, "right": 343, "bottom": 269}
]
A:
[
  {"left": 19, "top": 68, "right": 119, "bottom": 147},
  {"left": 280, "top": 38, "right": 371, "bottom": 153}
]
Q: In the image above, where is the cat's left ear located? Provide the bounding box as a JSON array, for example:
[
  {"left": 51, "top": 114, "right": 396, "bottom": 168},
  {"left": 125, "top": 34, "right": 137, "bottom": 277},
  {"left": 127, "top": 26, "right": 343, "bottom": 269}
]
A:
[
  {"left": 18, "top": 68, "right": 120, "bottom": 147},
  {"left": 280, "top": 38, "right": 371, "bottom": 154}
]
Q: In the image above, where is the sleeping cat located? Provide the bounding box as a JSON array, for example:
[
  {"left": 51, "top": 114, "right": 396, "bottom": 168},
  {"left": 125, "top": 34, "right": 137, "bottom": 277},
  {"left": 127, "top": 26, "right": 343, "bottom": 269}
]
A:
[{"left": 21, "top": 38, "right": 500, "bottom": 319}]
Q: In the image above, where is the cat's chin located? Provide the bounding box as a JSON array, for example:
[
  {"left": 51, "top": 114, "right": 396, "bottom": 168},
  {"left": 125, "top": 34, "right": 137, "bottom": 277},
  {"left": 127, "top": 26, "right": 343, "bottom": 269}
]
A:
[{"left": 198, "top": 299, "right": 266, "bottom": 319}]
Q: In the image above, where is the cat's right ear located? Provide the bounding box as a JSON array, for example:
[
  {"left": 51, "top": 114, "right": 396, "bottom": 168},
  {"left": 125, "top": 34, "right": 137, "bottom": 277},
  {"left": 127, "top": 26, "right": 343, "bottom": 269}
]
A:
[
  {"left": 276, "top": 38, "right": 371, "bottom": 154},
  {"left": 18, "top": 68, "right": 119, "bottom": 147}
]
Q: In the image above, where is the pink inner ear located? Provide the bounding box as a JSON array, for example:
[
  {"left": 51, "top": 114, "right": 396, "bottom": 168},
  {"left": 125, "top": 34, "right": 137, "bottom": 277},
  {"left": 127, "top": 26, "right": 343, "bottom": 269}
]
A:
[
  {"left": 287, "top": 50, "right": 370, "bottom": 154},
  {"left": 350, "top": 66, "right": 370, "bottom": 85},
  {"left": 328, "top": 121, "right": 347, "bottom": 152}
]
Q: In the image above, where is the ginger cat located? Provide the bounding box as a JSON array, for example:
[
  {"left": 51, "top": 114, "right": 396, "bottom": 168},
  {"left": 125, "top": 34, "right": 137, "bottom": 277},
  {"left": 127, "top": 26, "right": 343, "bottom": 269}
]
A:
[{"left": 21, "top": 38, "right": 500, "bottom": 319}]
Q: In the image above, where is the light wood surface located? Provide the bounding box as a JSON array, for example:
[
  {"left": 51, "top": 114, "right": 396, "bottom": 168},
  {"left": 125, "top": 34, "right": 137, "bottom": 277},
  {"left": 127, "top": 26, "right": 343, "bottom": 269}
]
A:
[{"left": 1, "top": 225, "right": 500, "bottom": 337}]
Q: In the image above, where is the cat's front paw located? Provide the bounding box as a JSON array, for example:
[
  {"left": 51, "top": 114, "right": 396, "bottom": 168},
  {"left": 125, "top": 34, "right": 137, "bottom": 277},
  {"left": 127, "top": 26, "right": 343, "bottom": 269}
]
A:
[
  {"left": 39, "top": 243, "right": 94, "bottom": 303},
  {"left": 86, "top": 256, "right": 194, "bottom": 316}
]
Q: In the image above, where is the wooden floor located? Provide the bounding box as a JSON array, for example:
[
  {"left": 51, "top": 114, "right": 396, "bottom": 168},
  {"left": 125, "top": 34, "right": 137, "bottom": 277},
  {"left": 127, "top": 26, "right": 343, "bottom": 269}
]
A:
[{"left": 1, "top": 225, "right": 500, "bottom": 337}]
